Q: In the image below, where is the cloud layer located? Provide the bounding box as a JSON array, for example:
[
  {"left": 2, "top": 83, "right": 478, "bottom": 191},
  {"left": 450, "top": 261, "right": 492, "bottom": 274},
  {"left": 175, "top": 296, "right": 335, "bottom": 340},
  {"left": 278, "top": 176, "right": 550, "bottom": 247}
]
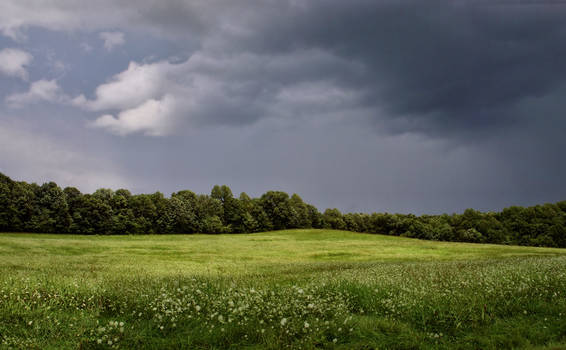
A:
[
  {"left": 8, "top": 0, "right": 560, "bottom": 141},
  {"left": 1, "top": 0, "right": 565, "bottom": 213}
]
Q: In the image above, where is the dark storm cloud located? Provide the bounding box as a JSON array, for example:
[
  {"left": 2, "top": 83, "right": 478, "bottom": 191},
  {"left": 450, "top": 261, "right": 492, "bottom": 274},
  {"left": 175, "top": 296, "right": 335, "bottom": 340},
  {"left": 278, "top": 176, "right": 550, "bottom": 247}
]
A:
[{"left": 222, "top": 0, "right": 566, "bottom": 138}]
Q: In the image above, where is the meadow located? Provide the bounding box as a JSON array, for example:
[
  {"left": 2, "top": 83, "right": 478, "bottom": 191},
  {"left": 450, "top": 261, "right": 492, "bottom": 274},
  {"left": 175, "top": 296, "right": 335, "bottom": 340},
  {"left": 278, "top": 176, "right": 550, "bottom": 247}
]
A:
[{"left": 1, "top": 229, "right": 566, "bottom": 349}]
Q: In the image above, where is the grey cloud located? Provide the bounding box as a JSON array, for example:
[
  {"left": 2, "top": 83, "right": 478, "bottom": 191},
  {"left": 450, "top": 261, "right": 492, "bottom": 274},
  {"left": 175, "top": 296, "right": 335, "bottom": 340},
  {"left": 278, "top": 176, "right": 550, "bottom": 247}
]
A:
[
  {"left": 0, "top": 0, "right": 241, "bottom": 41},
  {"left": 219, "top": 0, "right": 566, "bottom": 139},
  {"left": 73, "top": 49, "right": 363, "bottom": 135},
  {"left": 99, "top": 31, "right": 125, "bottom": 51},
  {"left": 0, "top": 119, "right": 129, "bottom": 192}
]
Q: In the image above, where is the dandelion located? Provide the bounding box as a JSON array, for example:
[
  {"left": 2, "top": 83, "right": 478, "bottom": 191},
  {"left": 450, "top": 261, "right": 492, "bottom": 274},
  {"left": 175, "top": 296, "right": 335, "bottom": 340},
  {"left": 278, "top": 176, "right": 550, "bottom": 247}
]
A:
[
  {"left": 304, "top": 321, "right": 309, "bottom": 328},
  {"left": 281, "top": 318, "right": 288, "bottom": 326},
  {"left": 333, "top": 338, "right": 338, "bottom": 343}
]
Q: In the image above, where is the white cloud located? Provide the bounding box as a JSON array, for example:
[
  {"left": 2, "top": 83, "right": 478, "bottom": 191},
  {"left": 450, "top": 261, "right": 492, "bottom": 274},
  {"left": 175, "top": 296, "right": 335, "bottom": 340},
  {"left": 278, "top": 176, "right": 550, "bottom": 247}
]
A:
[
  {"left": 73, "top": 61, "right": 168, "bottom": 111},
  {"left": 91, "top": 95, "right": 176, "bottom": 136},
  {"left": 99, "top": 31, "right": 125, "bottom": 51},
  {"left": 6, "top": 79, "right": 69, "bottom": 107},
  {"left": 0, "top": 48, "right": 32, "bottom": 80}
]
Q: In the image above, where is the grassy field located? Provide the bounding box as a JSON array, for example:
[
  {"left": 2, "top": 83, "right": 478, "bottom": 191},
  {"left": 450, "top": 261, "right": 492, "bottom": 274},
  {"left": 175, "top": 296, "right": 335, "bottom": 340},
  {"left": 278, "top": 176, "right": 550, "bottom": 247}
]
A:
[{"left": 1, "top": 229, "right": 566, "bottom": 349}]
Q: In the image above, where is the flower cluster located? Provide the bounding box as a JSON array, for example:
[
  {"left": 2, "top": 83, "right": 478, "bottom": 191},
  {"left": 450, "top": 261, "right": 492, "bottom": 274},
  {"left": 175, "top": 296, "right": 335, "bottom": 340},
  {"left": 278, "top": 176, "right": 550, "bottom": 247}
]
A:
[{"left": 86, "top": 320, "right": 126, "bottom": 348}]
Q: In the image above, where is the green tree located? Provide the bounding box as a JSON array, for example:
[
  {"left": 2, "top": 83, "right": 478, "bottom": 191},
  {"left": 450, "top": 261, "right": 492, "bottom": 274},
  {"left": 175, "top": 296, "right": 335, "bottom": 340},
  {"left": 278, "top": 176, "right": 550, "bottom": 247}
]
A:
[
  {"left": 69, "top": 194, "right": 113, "bottom": 234},
  {"left": 322, "top": 208, "right": 346, "bottom": 230},
  {"left": 29, "top": 182, "right": 71, "bottom": 233},
  {"left": 0, "top": 173, "right": 13, "bottom": 231},
  {"left": 260, "top": 191, "right": 293, "bottom": 230},
  {"left": 288, "top": 194, "right": 311, "bottom": 228},
  {"left": 194, "top": 194, "right": 227, "bottom": 233}
]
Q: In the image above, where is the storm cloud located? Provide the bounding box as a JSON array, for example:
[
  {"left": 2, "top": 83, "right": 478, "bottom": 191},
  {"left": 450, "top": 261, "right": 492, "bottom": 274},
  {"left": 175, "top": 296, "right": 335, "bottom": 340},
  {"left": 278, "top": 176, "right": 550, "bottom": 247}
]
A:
[{"left": 0, "top": 0, "right": 565, "bottom": 213}]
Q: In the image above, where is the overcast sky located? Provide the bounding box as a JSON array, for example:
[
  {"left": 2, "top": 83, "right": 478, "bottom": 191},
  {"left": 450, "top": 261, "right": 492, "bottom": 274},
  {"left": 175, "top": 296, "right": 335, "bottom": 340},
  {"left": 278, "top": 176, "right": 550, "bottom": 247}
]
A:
[{"left": 0, "top": 0, "right": 565, "bottom": 214}]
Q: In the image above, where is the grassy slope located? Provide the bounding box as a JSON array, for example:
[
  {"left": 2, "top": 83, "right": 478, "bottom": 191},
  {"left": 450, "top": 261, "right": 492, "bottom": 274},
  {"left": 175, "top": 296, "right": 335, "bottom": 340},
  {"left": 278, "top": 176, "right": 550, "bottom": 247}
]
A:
[
  {"left": 1, "top": 229, "right": 565, "bottom": 278},
  {"left": 1, "top": 230, "right": 566, "bottom": 349}
]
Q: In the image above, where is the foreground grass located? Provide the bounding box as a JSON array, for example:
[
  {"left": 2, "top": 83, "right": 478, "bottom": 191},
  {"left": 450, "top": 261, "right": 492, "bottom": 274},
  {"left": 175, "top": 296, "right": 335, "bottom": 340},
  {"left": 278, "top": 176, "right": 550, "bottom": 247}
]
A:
[{"left": 1, "top": 230, "right": 566, "bottom": 349}]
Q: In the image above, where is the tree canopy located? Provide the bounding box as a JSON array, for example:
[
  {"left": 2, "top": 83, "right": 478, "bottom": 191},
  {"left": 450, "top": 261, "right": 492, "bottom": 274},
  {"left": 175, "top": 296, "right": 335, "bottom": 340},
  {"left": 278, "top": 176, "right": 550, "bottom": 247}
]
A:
[{"left": 0, "top": 172, "right": 564, "bottom": 247}]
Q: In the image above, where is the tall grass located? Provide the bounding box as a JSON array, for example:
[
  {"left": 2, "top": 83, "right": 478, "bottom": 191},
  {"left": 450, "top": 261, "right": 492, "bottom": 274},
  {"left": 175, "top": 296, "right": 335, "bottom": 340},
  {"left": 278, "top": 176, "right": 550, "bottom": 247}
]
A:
[{"left": 1, "top": 230, "right": 566, "bottom": 349}]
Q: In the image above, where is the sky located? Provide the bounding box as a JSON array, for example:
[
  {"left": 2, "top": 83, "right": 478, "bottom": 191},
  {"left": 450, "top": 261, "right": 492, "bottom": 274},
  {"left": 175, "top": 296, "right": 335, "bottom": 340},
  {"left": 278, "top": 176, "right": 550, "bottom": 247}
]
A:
[{"left": 0, "top": 0, "right": 565, "bottom": 214}]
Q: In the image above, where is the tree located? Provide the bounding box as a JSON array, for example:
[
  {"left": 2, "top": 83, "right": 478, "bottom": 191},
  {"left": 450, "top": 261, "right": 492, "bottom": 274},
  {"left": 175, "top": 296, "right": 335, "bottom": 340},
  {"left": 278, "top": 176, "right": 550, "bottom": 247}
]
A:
[
  {"left": 109, "top": 189, "right": 136, "bottom": 234},
  {"left": 69, "top": 194, "right": 113, "bottom": 234},
  {"left": 29, "top": 182, "right": 71, "bottom": 233},
  {"left": 0, "top": 173, "right": 13, "bottom": 230},
  {"left": 165, "top": 191, "right": 198, "bottom": 233},
  {"left": 322, "top": 208, "right": 346, "bottom": 230},
  {"left": 128, "top": 194, "right": 158, "bottom": 234},
  {"left": 237, "top": 192, "right": 261, "bottom": 232},
  {"left": 307, "top": 204, "right": 323, "bottom": 229},
  {"left": 288, "top": 194, "right": 311, "bottom": 228},
  {"left": 211, "top": 185, "right": 240, "bottom": 230},
  {"left": 8, "top": 181, "right": 36, "bottom": 232},
  {"left": 194, "top": 194, "right": 227, "bottom": 233},
  {"left": 260, "top": 191, "right": 293, "bottom": 230}
]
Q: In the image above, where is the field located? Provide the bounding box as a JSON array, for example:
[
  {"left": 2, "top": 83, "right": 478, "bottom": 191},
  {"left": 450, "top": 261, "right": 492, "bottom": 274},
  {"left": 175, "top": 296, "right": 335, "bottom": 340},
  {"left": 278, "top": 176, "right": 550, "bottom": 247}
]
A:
[{"left": 1, "top": 230, "right": 566, "bottom": 349}]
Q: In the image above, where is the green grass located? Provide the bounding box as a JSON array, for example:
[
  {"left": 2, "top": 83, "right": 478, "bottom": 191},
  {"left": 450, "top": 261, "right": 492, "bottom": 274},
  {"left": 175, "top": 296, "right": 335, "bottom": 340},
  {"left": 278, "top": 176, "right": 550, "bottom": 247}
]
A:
[{"left": 1, "top": 229, "right": 566, "bottom": 349}]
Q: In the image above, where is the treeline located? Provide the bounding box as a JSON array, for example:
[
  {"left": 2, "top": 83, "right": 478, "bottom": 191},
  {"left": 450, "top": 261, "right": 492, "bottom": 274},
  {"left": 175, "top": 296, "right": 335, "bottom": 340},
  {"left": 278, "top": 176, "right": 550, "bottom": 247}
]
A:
[{"left": 0, "top": 172, "right": 565, "bottom": 247}]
